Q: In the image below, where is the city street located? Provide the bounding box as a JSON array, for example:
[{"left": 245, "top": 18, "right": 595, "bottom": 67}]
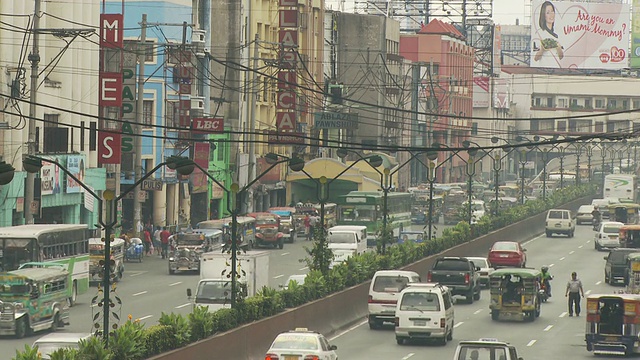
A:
[{"left": 328, "top": 222, "right": 615, "bottom": 359}]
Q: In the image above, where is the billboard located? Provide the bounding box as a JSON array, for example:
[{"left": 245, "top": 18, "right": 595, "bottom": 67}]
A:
[
  {"left": 65, "top": 155, "right": 85, "bottom": 194},
  {"left": 473, "top": 77, "right": 490, "bottom": 108},
  {"left": 530, "top": 0, "right": 630, "bottom": 69},
  {"left": 41, "top": 159, "right": 61, "bottom": 196},
  {"left": 632, "top": 0, "right": 640, "bottom": 67}
]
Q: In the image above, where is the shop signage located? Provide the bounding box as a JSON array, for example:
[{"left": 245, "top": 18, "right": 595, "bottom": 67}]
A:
[
  {"left": 267, "top": 131, "right": 305, "bottom": 145},
  {"left": 313, "top": 112, "right": 359, "bottom": 129},
  {"left": 192, "top": 117, "right": 224, "bottom": 133},
  {"left": 141, "top": 180, "right": 163, "bottom": 191},
  {"left": 98, "top": 131, "right": 122, "bottom": 165}
]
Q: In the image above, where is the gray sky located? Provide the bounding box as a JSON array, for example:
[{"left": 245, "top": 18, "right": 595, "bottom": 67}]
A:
[{"left": 325, "top": 0, "right": 529, "bottom": 26}]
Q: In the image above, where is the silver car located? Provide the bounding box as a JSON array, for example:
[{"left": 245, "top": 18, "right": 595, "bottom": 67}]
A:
[
  {"left": 576, "top": 205, "right": 595, "bottom": 225},
  {"left": 466, "top": 256, "right": 493, "bottom": 287},
  {"left": 33, "top": 333, "right": 92, "bottom": 359}
]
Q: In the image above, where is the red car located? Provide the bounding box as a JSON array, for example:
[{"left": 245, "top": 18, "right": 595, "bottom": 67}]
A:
[{"left": 488, "top": 241, "right": 527, "bottom": 268}]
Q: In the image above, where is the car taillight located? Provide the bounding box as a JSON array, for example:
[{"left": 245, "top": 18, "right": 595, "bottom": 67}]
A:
[
  {"left": 440, "top": 318, "right": 445, "bottom": 328},
  {"left": 265, "top": 355, "right": 279, "bottom": 360},
  {"left": 368, "top": 295, "right": 373, "bottom": 303},
  {"left": 464, "top": 273, "right": 470, "bottom": 284},
  {"left": 427, "top": 271, "right": 432, "bottom": 282},
  {"left": 395, "top": 317, "right": 399, "bottom": 326},
  {"left": 304, "top": 356, "right": 320, "bottom": 360}
]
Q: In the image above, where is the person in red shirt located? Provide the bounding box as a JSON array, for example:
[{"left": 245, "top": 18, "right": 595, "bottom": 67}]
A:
[
  {"left": 160, "top": 227, "right": 171, "bottom": 259},
  {"left": 143, "top": 229, "right": 152, "bottom": 255}
]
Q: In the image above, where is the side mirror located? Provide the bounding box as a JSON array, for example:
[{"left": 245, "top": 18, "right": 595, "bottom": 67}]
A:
[
  {"left": 186, "top": 288, "right": 192, "bottom": 297},
  {"left": 330, "top": 345, "right": 337, "bottom": 350},
  {"left": 523, "top": 248, "right": 527, "bottom": 252},
  {"left": 475, "top": 266, "right": 481, "bottom": 272}
]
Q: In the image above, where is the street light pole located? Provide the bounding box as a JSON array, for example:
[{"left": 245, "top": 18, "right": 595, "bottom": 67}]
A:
[
  {"left": 574, "top": 143, "right": 582, "bottom": 185},
  {"left": 542, "top": 149, "right": 548, "bottom": 201},
  {"left": 493, "top": 152, "right": 501, "bottom": 215},
  {"left": 559, "top": 146, "right": 565, "bottom": 189},
  {"left": 519, "top": 150, "right": 526, "bottom": 205},
  {"left": 466, "top": 154, "right": 476, "bottom": 226},
  {"left": 586, "top": 145, "right": 593, "bottom": 183}
]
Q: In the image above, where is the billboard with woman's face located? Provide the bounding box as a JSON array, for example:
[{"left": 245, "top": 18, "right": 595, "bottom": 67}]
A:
[{"left": 530, "top": 0, "right": 629, "bottom": 69}]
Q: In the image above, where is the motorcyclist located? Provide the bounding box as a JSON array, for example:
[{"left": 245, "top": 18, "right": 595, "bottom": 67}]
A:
[
  {"left": 592, "top": 206, "right": 602, "bottom": 229},
  {"left": 541, "top": 266, "right": 553, "bottom": 297}
]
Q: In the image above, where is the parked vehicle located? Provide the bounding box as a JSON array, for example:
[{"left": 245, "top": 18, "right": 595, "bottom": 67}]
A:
[
  {"left": 545, "top": 209, "right": 575, "bottom": 237},
  {"left": 453, "top": 338, "right": 524, "bottom": 360},
  {"left": 88, "top": 237, "right": 125, "bottom": 283},
  {"left": 248, "top": 212, "right": 284, "bottom": 249},
  {"left": 395, "top": 283, "right": 454, "bottom": 345},
  {"left": 368, "top": 270, "right": 421, "bottom": 329},
  {"left": 604, "top": 248, "right": 638, "bottom": 285},
  {"left": 268, "top": 207, "right": 297, "bottom": 243},
  {"left": 576, "top": 205, "right": 595, "bottom": 225},
  {"left": 585, "top": 294, "right": 640, "bottom": 356},
  {"left": 489, "top": 268, "right": 542, "bottom": 322},
  {"left": 594, "top": 221, "right": 624, "bottom": 251},
  {"left": 0, "top": 266, "right": 70, "bottom": 338},
  {"left": 488, "top": 241, "right": 527, "bottom": 268},
  {"left": 427, "top": 257, "right": 481, "bottom": 303},
  {"left": 188, "top": 250, "right": 269, "bottom": 312}
]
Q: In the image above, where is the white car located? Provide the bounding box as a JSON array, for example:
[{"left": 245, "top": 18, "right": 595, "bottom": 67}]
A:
[
  {"left": 33, "top": 333, "right": 92, "bottom": 360},
  {"left": 466, "top": 257, "right": 493, "bottom": 287},
  {"left": 281, "top": 274, "right": 307, "bottom": 290},
  {"left": 594, "top": 221, "right": 624, "bottom": 251},
  {"left": 265, "top": 328, "right": 338, "bottom": 360}
]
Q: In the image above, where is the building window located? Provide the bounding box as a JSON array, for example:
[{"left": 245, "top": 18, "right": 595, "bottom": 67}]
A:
[
  {"left": 557, "top": 98, "right": 568, "bottom": 108},
  {"left": 622, "top": 99, "right": 629, "bottom": 109},
  {"left": 607, "top": 99, "right": 617, "bottom": 109},
  {"left": 143, "top": 100, "right": 153, "bottom": 126},
  {"left": 471, "top": 122, "right": 478, "bottom": 135},
  {"left": 595, "top": 99, "right": 605, "bottom": 109},
  {"left": 124, "top": 40, "right": 155, "bottom": 63},
  {"left": 595, "top": 121, "right": 604, "bottom": 132},
  {"left": 256, "top": 76, "right": 261, "bottom": 102},
  {"left": 43, "top": 114, "right": 68, "bottom": 153},
  {"left": 585, "top": 99, "right": 592, "bottom": 109},
  {"left": 263, "top": 77, "right": 268, "bottom": 103},
  {"left": 634, "top": 122, "right": 640, "bottom": 134},
  {"left": 217, "top": 144, "right": 224, "bottom": 162},
  {"left": 633, "top": 99, "right": 640, "bottom": 109},
  {"left": 166, "top": 101, "right": 178, "bottom": 127},
  {"left": 557, "top": 120, "right": 566, "bottom": 132}
]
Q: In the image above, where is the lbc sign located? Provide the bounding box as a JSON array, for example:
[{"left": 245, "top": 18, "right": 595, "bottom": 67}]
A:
[{"left": 192, "top": 118, "right": 224, "bottom": 134}]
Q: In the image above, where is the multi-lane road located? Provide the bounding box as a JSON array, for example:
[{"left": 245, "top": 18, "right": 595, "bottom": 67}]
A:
[
  {"left": 1, "top": 223, "right": 447, "bottom": 356},
  {"left": 328, "top": 222, "right": 617, "bottom": 360}
]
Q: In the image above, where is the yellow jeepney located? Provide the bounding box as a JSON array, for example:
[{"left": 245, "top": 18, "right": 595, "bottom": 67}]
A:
[{"left": 88, "top": 237, "right": 125, "bottom": 283}]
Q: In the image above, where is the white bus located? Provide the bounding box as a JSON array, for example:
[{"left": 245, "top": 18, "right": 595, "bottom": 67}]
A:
[
  {"left": 604, "top": 174, "right": 638, "bottom": 203},
  {"left": 0, "top": 224, "right": 90, "bottom": 305}
]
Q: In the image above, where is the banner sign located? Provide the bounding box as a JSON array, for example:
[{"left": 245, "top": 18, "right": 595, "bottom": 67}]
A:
[
  {"left": 41, "top": 159, "right": 61, "bottom": 196},
  {"left": 274, "top": 0, "right": 299, "bottom": 143},
  {"left": 530, "top": 0, "right": 630, "bottom": 69},
  {"left": 65, "top": 155, "right": 85, "bottom": 194}
]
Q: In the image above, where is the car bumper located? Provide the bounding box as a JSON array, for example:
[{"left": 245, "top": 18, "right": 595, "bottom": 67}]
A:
[
  {"left": 396, "top": 327, "right": 446, "bottom": 338},
  {"left": 489, "top": 258, "right": 523, "bottom": 267},
  {"left": 445, "top": 285, "right": 474, "bottom": 295},
  {"left": 597, "top": 239, "right": 620, "bottom": 248}
]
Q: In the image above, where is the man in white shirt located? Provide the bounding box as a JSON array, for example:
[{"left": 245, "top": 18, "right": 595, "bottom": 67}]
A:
[{"left": 565, "top": 271, "right": 584, "bottom": 316}]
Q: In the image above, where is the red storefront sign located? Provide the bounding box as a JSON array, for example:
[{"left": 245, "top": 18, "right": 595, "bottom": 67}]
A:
[
  {"left": 98, "top": 72, "right": 122, "bottom": 107},
  {"left": 192, "top": 118, "right": 224, "bottom": 133},
  {"left": 98, "top": 131, "right": 122, "bottom": 165},
  {"left": 276, "top": 112, "right": 296, "bottom": 131},
  {"left": 100, "top": 14, "right": 123, "bottom": 48}
]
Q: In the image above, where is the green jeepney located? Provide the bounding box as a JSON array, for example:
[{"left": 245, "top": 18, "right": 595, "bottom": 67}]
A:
[
  {"left": 0, "top": 266, "right": 70, "bottom": 338},
  {"left": 489, "top": 268, "right": 542, "bottom": 322}
]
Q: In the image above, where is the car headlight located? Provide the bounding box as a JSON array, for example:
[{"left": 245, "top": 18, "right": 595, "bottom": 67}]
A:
[{"left": 169, "top": 257, "right": 174, "bottom": 261}]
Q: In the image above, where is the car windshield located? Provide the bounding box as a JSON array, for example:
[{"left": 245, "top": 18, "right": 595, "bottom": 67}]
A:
[
  {"left": 610, "top": 251, "right": 634, "bottom": 263},
  {"left": 469, "top": 258, "right": 488, "bottom": 268},
  {"left": 578, "top": 206, "right": 594, "bottom": 214},
  {"left": 328, "top": 233, "right": 356, "bottom": 244},
  {"left": 492, "top": 242, "right": 518, "bottom": 251},
  {"left": 434, "top": 259, "right": 469, "bottom": 271},
  {"left": 456, "top": 346, "right": 507, "bottom": 360},
  {"left": 195, "top": 281, "right": 230, "bottom": 304},
  {"left": 603, "top": 226, "right": 621, "bottom": 234},
  {"left": 548, "top": 210, "right": 566, "bottom": 219},
  {"left": 255, "top": 217, "right": 277, "bottom": 225},
  {"left": 271, "top": 334, "right": 319, "bottom": 350},
  {"left": 373, "top": 275, "right": 410, "bottom": 292},
  {"left": 400, "top": 292, "right": 440, "bottom": 311}
]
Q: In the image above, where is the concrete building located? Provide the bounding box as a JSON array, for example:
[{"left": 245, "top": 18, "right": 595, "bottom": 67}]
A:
[{"left": 0, "top": 0, "right": 104, "bottom": 227}]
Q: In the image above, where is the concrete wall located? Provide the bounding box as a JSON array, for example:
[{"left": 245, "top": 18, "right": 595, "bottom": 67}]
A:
[{"left": 151, "top": 195, "right": 592, "bottom": 360}]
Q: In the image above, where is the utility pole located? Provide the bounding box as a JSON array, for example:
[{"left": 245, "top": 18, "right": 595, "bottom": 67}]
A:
[
  {"left": 247, "top": 34, "right": 259, "bottom": 213},
  {"left": 410, "top": 64, "right": 420, "bottom": 185},
  {"left": 25, "top": 0, "right": 42, "bottom": 224},
  {"left": 133, "top": 14, "right": 147, "bottom": 238}
]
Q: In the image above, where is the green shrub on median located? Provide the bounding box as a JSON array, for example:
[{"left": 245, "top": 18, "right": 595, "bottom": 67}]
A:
[{"left": 13, "top": 184, "right": 594, "bottom": 360}]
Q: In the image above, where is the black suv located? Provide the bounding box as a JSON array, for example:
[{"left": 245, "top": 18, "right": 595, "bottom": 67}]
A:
[{"left": 604, "top": 248, "right": 638, "bottom": 285}]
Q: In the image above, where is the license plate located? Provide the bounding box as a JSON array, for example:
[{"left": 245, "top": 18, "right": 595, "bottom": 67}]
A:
[
  {"left": 499, "top": 254, "right": 509, "bottom": 257},
  {"left": 555, "top": 224, "right": 561, "bottom": 227},
  {"left": 284, "top": 356, "right": 299, "bottom": 360},
  {"left": 609, "top": 236, "right": 617, "bottom": 239},
  {"left": 413, "top": 320, "right": 427, "bottom": 326},
  {"left": 604, "top": 336, "right": 619, "bottom": 342}
]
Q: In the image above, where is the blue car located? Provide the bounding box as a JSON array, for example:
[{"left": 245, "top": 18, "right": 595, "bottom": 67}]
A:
[{"left": 397, "top": 231, "right": 425, "bottom": 244}]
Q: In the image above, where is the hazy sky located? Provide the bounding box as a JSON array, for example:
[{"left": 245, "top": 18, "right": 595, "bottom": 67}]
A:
[{"left": 325, "top": 0, "right": 530, "bottom": 26}]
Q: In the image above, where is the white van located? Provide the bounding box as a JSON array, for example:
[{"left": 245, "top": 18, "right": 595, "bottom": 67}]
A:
[
  {"left": 395, "top": 283, "right": 455, "bottom": 345},
  {"left": 368, "top": 270, "right": 421, "bottom": 329},
  {"left": 545, "top": 209, "right": 575, "bottom": 237},
  {"left": 327, "top": 226, "right": 368, "bottom": 268}
]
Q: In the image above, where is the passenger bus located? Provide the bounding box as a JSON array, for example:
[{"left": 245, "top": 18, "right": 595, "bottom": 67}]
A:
[
  {"left": 336, "top": 191, "right": 411, "bottom": 236},
  {"left": 0, "top": 224, "right": 90, "bottom": 306}
]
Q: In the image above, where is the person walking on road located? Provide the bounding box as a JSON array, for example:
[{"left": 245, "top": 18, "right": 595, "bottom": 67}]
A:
[
  {"left": 160, "top": 227, "right": 171, "bottom": 259},
  {"left": 153, "top": 226, "right": 162, "bottom": 255},
  {"left": 565, "top": 271, "right": 584, "bottom": 316}
]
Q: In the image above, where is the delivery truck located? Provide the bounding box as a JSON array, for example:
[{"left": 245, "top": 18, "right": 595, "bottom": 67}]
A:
[{"left": 186, "top": 250, "right": 270, "bottom": 312}]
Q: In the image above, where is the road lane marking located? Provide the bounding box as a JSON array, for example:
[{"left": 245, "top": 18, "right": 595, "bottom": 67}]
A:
[
  {"left": 473, "top": 309, "right": 483, "bottom": 315},
  {"left": 169, "top": 282, "right": 182, "bottom": 287},
  {"left": 543, "top": 325, "right": 553, "bottom": 332},
  {"left": 586, "top": 290, "right": 592, "bottom": 295},
  {"left": 133, "top": 291, "right": 147, "bottom": 296},
  {"left": 596, "top": 281, "right": 602, "bottom": 285},
  {"left": 401, "top": 354, "right": 415, "bottom": 360},
  {"left": 526, "top": 340, "right": 537, "bottom": 347},
  {"left": 129, "top": 271, "right": 147, "bottom": 277},
  {"left": 281, "top": 252, "right": 290, "bottom": 256},
  {"left": 175, "top": 303, "right": 191, "bottom": 309},
  {"left": 274, "top": 274, "right": 284, "bottom": 279},
  {"left": 549, "top": 264, "right": 555, "bottom": 267},
  {"left": 578, "top": 245, "right": 583, "bottom": 249},
  {"left": 299, "top": 266, "right": 309, "bottom": 271},
  {"left": 138, "top": 315, "right": 153, "bottom": 321},
  {"left": 559, "top": 257, "right": 566, "bottom": 261},
  {"left": 560, "top": 312, "right": 568, "bottom": 317},
  {"left": 586, "top": 240, "right": 591, "bottom": 243},
  {"left": 454, "top": 322, "right": 464, "bottom": 328},
  {"left": 569, "top": 251, "right": 575, "bottom": 255},
  {"left": 523, "top": 235, "right": 543, "bottom": 246},
  {"left": 328, "top": 320, "right": 367, "bottom": 341}
]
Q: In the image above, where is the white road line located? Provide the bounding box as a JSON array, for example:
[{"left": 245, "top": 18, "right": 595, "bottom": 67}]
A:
[
  {"left": 586, "top": 240, "right": 591, "bottom": 243},
  {"left": 401, "top": 354, "right": 415, "bottom": 360},
  {"left": 274, "top": 274, "right": 284, "bottom": 279},
  {"left": 526, "top": 340, "right": 537, "bottom": 347},
  {"left": 454, "top": 322, "right": 464, "bottom": 328},
  {"left": 299, "top": 266, "right": 309, "bottom": 271},
  {"left": 543, "top": 325, "right": 553, "bottom": 332},
  {"left": 473, "top": 309, "right": 483, "bottom": 315},
  {"left": 129, "top": 271, "right": 147, "bottom": 277},
  {"left": 281, "top": 252, "right": 290, "bottom": 256},
  {"left": 596, "top": 281, "right": 602, "bottom": 285},
  {"left": 132, "top": 291, "right": 147, "bottom": 296},
  {"left": 559, "top": 257, "right": 566, "bottom": 261},
  {"left": 559, "top": 312, "right": 568, "bottom": 318},
  {"left": 549, "top": 263, "right": 555, "bottom": 267},
  {"left": 569, "top": 251, "right": 575, "bottom": 255},
  {"left": 175, "top": 303, "right": 191, "bottom": 309},
  {"left": 523, "top": 235, "right": 543, "bottom": 246},
  {"left": 586, "top": 290, "right": 592, "bottom": 295},
  {"left": 169, "top": 282, "right": 182, "bottom": 287},
  {"left": 578, "top": 245, "right": 583, "bottom": 249},
  {"left": 328, "top": 320, "right": 367, "bottom": 341},
  {"left": 138, "top": 315, "right": 153, "bottom": 321}
]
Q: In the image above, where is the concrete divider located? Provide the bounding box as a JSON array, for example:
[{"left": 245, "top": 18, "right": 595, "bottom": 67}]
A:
[{"left": 151, "top": 195, "right": 593, "bottom": 360}]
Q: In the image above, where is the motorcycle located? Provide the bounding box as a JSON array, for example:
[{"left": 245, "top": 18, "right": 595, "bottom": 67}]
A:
[
  {"left": 592, "top": 215, "right": 601, "bottom": 231},
  {"left": 539, "top": 277, "right": 553, "bottom": 303}
]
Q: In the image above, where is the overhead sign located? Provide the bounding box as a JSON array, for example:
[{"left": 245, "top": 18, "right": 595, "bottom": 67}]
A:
[
  {"left": 192, "top": 117, "right": 223, "bottom": 133},
  {"left": 98, "top": 131, "right": 121, "bottom": 165},
  {"left": 313, "top": 112, "right": 359, "bottom": 129},
  {"left": 267, "top": 131, "right": 305, "bottom": 145},
  {"left": 473, "top": 77, "right": 490, "bottom": 108},
  {"left": 100, "top": 14, "right": 123, "bottom": 48},
  {"left": 141, "top": 179, "right": 163, "bottom": 191},
  {"left": 530, "top": 0, "right": 630, "bottom": 69}
]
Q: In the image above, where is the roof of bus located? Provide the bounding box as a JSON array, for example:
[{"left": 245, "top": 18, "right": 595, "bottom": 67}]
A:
[
  {"left": 3, "top": 267, "right": 68, "bottom": 282},
  {"left": 0, "top": 224, "right": 88, "bottom": 238}
]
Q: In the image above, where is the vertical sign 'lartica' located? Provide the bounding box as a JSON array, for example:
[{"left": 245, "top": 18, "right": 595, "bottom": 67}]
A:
[{"left": 275, "top": 0, "right": 299, "bottom": 141}]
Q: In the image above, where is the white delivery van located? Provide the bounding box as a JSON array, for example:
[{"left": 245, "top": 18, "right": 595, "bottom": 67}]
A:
[
  {"left": 368, "top": 270, "right": 421, "bottom": 329},
  {"left": 395, "top": 283, "right": 455, "bottom": 345},
  {"left": 327, "top": 226, "right": 367, "bottom": 268}
]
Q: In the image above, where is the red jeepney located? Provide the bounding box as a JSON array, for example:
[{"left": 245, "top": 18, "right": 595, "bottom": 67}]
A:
[{"left": 248, "top": 212, "right": 284, "bottom": 249}]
